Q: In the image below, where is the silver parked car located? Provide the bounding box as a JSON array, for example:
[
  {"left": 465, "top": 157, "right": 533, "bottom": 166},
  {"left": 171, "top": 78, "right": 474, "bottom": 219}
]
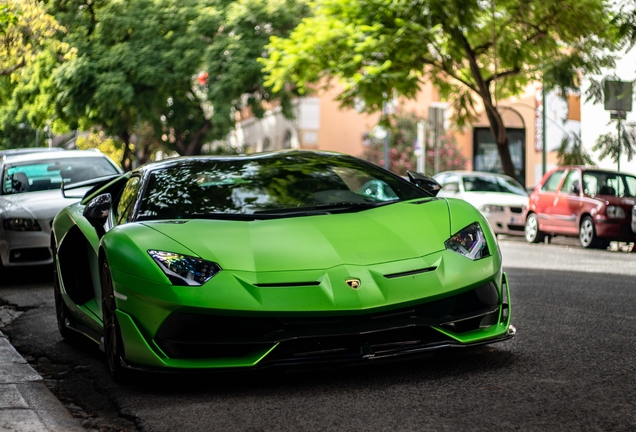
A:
[
  {"left": 0, "top": 150, "right": 122, "bottom": 268},
  {"left": 434, "top": 171, "right": 529, "bottom": 236}
]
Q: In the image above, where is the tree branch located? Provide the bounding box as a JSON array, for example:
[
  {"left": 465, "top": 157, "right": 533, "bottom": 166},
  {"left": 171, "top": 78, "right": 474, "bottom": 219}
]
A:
[
  {"left": 0, "top": 58, "right": 26, "bottom": 76},
  {"left": 485, "top": 66, "right": 521, "bottom": 85}
]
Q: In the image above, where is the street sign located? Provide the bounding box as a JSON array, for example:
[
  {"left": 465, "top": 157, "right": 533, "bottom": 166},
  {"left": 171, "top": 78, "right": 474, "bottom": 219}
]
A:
[{"left": 604, "top": 80, "right": 633, "bottom": 113}]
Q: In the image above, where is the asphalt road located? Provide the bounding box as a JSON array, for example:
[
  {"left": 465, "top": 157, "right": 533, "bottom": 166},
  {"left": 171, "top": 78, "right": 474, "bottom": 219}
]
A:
[{"left": 0, "top": 237, "right": 635, "bottom": 431}]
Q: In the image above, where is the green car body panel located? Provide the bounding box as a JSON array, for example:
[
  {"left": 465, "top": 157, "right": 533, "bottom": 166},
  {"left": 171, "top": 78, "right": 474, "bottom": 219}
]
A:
[{"left": 52, "top": 151, "right": 513, "bottom": 372}]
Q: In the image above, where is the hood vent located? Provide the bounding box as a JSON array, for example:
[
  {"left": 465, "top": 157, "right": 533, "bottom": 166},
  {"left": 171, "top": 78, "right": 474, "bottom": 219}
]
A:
[
  {"left": 383, "top": 266, "right": 437, "bottom": 279},
  {"left": 255, "top": 281, "right": 321, "bottom": 288}
]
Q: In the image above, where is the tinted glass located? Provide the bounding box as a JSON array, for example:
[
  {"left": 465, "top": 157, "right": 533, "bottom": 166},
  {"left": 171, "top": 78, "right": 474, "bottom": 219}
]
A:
[
  {"left": 462, "top": 175, "right": 527, "bottom": 196},
  {"left": 582, "top": 171, "right": 636, "bottom": 197},
  {"left": 115, "top": 176, "right": 141, "bottom": 225},
  {"left": 137, "top": 154, "right": 427, "bottom": 221},
  {"left": 560, "top": 170, "right": 581, "bottom": 194},
  {"left": 542, "top": 171, "right": 565, "bottom": 192},
  {"left": 2, "top": 157, "right": 119, "bottom": 195}
]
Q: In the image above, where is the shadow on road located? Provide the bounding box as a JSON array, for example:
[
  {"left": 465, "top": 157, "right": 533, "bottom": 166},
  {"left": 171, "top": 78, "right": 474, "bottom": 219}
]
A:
[{"left": 0, "top": 264, "right": 54, "bottom": 287}]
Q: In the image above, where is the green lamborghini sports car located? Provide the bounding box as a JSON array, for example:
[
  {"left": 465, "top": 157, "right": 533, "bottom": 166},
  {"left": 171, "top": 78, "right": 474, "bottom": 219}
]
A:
[{"left": 52, "top": 150, "right": 515, "bottom": 379}]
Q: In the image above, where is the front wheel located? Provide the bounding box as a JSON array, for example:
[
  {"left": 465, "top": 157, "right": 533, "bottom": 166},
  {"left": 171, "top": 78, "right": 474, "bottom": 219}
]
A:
[
  {"left": 579, "top": 216, "right": 610, "bottom": 249},
  {"left": 525, "top": 213, "right": 545, "bottom": 243},
  {"left": 101, "top": 259, "right": 129, "bottom": 383},
  {"left": 579, "top": 216, "right": 599, "bottom": 249}
]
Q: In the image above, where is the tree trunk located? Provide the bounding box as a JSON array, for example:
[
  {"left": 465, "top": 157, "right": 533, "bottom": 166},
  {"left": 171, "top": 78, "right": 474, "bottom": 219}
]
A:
[
  {"left": 483, "top": 104, "right": 516, "bottom": 178},
  {"left": 183, "top": 120, "right": 212, "bottom": 156},
  {"left": 118, "top": 130, "right": 133, "bottom": 171},
  {"left": 459, "top": 34, "right": 517, "bottom": 179}
]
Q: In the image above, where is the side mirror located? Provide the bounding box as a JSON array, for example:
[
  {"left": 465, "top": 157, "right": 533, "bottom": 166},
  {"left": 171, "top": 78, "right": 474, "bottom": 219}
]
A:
[
  {"left": 443, "top": 182, "right": 460, "bottom": 193},
  {"left": 407, "top": 171, "right": 442, "bottom": 196},
  {"left": 83, "top": 193, "right": 112, "bottom": 225},
  {"left": 570, "top": 184, "right": 580, "bottom": 195}
]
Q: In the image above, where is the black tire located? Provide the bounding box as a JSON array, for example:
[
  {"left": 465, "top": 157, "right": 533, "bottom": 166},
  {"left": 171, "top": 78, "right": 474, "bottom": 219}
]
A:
[
  {"left": 101, "top": 259, "right": 129, "bottom": 383},
  {"left": 525, "top": 213, "right": 545, "bottom": 244},
  {"left": 579, "top": 215, "right": 603, "bottom": 249},
  {"left": 52, "top": 247, "right": 83, "bottom": 343}
]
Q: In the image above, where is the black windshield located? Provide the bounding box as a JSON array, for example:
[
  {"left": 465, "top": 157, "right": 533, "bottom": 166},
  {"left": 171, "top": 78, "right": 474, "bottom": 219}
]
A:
[{"left": 137, "top": 153, "right": 428, "bottom": 220}]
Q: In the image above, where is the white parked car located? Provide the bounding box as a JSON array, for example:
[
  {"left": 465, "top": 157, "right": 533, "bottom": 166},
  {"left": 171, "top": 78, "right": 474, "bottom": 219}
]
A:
[
  {"left": 434, "top": 171, "right": 529, "bottom": 236},
  {"left": 0, "top": 150, "right": 122, "bottom": 268}
]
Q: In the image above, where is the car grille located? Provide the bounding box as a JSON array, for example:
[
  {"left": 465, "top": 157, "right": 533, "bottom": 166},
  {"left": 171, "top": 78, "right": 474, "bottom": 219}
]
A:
[
  {"left": 509, "top": 207, "right": 524, "bottom": 214},
  {"left": 155, "top": 282, "right": 501, "bottom": 361}
]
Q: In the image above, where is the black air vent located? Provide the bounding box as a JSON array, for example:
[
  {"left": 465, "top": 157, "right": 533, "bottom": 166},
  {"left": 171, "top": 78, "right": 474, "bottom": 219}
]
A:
[
  {"left": 384, "top": 266, "right": 437, "bottom": 279},
  {"left": 254, "top": 281, "right": 321, "bottom": 288}
]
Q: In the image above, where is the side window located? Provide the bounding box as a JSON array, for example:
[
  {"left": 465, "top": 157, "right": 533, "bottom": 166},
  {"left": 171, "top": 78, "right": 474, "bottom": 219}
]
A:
[
  {"left": 560, "top": 170, "right": 580, "bottom": 194},
  {"left": 441, "top": 175, "right": 460, "bottom": 193},
  {"left": 115, "top": 177, "right": 141, "bottom": 225},
  {"left": 582, "top": 174, "right": 598, "bottom": 196},
  {"left": 625, "top": 176, "right": 636, "bottom": 197},
  {"left": 542, "top": 170, "right": 565, "bottom": 192}
]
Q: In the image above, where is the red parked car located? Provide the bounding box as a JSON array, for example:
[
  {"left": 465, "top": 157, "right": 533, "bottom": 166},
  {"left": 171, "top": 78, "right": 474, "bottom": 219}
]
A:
[{"left": 525, "top": 166, "right": 636, "bottom": 248}]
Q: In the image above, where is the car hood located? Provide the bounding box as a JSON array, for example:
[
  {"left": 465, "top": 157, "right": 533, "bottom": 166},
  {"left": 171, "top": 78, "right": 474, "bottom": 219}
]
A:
[
  {"left": 457, "top": 192, "right": 529, "bottom": 209},
  {"left": 0, "top": 190, "right": 78, "bottom": 220},
  {"left": 142, "top": 199, "right": 451, "bottom": 272}
]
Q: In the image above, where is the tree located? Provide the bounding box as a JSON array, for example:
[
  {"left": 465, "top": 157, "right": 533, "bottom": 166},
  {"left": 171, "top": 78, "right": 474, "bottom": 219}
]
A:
[
  {"left": 262, "top": 0, "right": 635, "bottom": 178},
  {"left": 47, "top": 0, "right": 308, "bottom": 169},
  {"left": 361, "top": 110, "right": 466, "bottom": 176},
  {"left": 0, "top": 0, "right": 66, "bottom": 77}
]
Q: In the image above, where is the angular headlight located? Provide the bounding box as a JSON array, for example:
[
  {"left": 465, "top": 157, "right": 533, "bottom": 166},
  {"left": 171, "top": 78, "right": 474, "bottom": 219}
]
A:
[
  {"left": 148, "top": 250, "right": 222, "bottom": 286},
  {"left": 606, "top": 205, "right": 626, "bottom": 219},
  {"left": 3, "top": 218, "right": 41, "bottom": 231},
  {"left": 480, "top": 205, "right": 504, "bottom": 213},
  {"left": 445, "top": 222, "right": 490, "bottom": 260}
]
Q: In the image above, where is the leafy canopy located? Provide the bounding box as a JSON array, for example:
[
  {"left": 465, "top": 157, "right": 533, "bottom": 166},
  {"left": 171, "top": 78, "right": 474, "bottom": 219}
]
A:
[
  {"left": 263, "top": 0, "right": 634, "bottom": 177},
  {"left": 264, "top": 0, "right": 630, "bottom": 122},
  {"left": 1, "top": 0, "right": 67, "bottom": 77}
]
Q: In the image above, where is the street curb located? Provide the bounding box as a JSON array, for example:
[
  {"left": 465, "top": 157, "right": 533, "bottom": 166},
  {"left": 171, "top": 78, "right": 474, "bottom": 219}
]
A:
[{"left": 0, "top": 329, "right": 85, "bottom": 431}]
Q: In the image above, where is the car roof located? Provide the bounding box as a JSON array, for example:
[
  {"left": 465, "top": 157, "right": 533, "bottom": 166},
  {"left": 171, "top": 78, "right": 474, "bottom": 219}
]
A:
[
  {"left": 436, "top": 170, "right": 517, "bottom": 180},
  {"left": 0, "top": 147, "right": 65, "bottom": 157},
  {"left": 1, "top": 149, "right": 108, "bottom": 164},
  {"left": 133, "top": 149, "right": 355, "bottom": 174},
  {"left": 548, "top": 165, "right": 636, "bottom": 175}
]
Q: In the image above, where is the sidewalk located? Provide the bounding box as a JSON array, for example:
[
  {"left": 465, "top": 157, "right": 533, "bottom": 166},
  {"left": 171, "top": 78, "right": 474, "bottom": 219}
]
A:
[{"left": 0, "top": 328, "right": 85, "bottom": 432}]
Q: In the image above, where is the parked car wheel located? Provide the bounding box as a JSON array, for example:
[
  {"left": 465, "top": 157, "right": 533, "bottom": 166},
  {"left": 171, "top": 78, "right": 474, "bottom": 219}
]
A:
[
  {"left": 579, "top": 216, "right": 599, "bottom": 249},
  {"left": 525, "top": 213, "right": 545, "bottom": 243}
]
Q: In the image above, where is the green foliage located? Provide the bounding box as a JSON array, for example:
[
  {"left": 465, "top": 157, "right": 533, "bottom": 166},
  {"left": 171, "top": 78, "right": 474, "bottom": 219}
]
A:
[
  {"left": 361, "top": 110, "right": 466, "bottom": 176},
  {"left": 557, "top": 134, "right": 595, "bottom": 167},
  {"left": 49, "top": 0, "right": 308, "bottom": 163},
  {"left": 263, "top": 0, "right": 634, "bottom": 177},
  {"left": 0, "top": 0, "right": 67, "bottom": 77},
  {"left": 592, "top": 121, "right": 636, "bottom": 167},
  {"left": 75, "top": 132, "right": 124, "bottom": 167}
]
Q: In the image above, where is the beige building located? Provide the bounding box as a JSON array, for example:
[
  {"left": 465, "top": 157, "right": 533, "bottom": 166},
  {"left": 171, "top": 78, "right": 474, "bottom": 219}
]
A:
[{"left": 232, "top": 81, "right": 580, "bottom": 188}]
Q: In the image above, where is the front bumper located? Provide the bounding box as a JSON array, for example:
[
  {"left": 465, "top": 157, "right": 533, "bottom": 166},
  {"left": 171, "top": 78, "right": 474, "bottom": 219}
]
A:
[
  {"left": 107, "top": 256, "right": 514, "bottom": 371},
  {"left": 483, "top": 210, "right": 526, "bottom": 236},
  {"left": 0, "top": 218, "right": 53, "bottom": 267},
  {"left": 594, "top": 215, "right": 636, "bottom": 242}
]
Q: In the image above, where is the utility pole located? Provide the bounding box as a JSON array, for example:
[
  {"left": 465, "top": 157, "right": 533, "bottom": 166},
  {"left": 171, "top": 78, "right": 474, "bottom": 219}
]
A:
[
  {"left": 416, "top": 121, "right": 426, "bottom": 173},
  {"left": 382, "top": 101, "right": 390, "bottom": 170},
  {"left": 542, "top": 86, "right": 547, "bottom": 176}
]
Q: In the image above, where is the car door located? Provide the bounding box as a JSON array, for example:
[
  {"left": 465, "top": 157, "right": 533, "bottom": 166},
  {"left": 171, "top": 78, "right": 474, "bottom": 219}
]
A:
[
  {"left": 532, "top": 169, "right": 566, "bottom": 232},
  {"left": 551, "top": 168, "right": 582, "bottom": 234}
]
